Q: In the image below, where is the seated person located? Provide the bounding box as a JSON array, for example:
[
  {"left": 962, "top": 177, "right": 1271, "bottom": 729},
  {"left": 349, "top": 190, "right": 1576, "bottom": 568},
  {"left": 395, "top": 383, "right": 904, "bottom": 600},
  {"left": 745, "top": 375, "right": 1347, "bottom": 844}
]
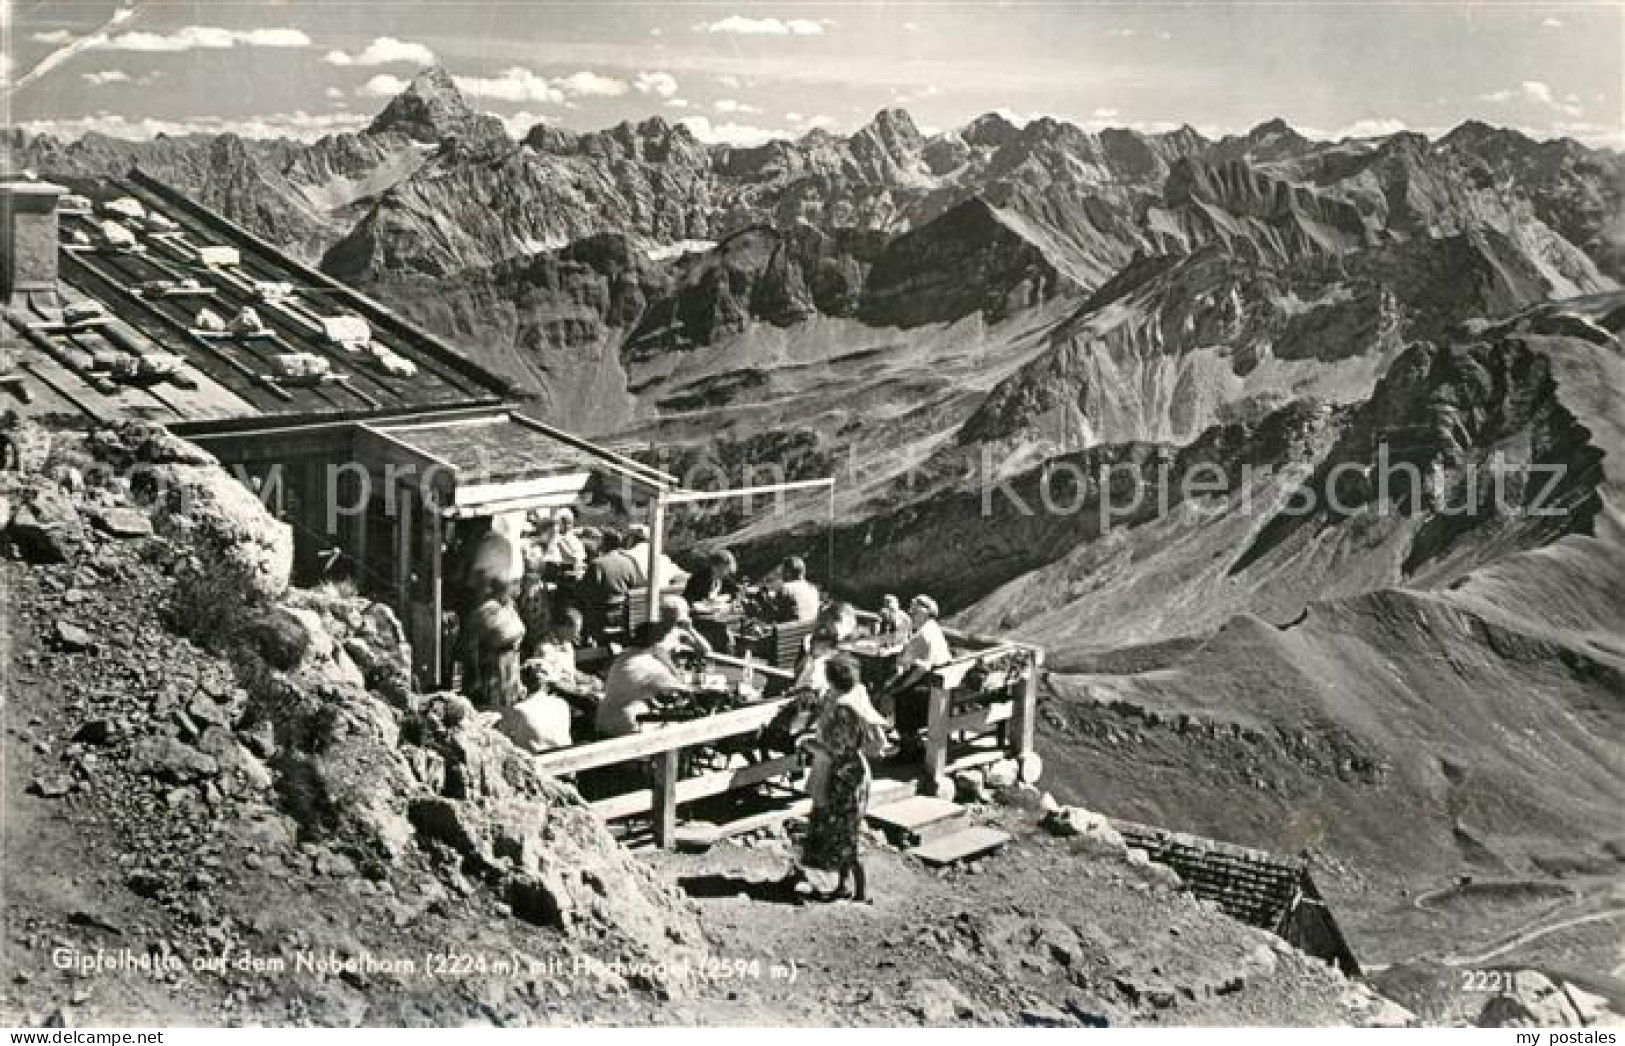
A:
[
  {"left": 624, "top": 523, "right": 687, "bottom": 591},
  {"left": 877, "top": 594, "right": 953, "bottom": 756},
  {"left": 792, "top": 623, "right": 843, "bottom": 698},
  {"left": 531, "top": 607, "right": 587, "bottom": 686},
  {"left": 653, "top": 594, "right": 714, "bottom": 665},
  {"left": 683, "top": 548, "right": 739, "bottom": 607},
  {"left": 815, "top": 600, "right": 859, "bottom": 643},
  {"left": 770, "top": 556, "right": 821, "bottom": 623},
  {"left": 876, "top": 593, "right": 913, "bottom": 644},
  {"left": 536, "top": 507, "right": 587, "bottom": 582},
  {"left": 499, "top": 663, "right": 573, "bottom": 753},
  {"left": 596, "top": 618, "right": 695, "bottom": 738}
]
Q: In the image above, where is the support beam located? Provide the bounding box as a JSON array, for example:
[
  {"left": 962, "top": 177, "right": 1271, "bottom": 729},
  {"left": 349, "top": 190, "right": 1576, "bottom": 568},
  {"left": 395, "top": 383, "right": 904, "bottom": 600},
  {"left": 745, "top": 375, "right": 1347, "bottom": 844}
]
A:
[
  {"left": 660, "top": 477, "right": 836, "bottom": 506},
  {"left": 651, "top": 749, "right": 680, "bottom": 850},
  {"left": 394, "top": 485, "right": 413, "bottom": 620},
  {"left": 646, "top": 491, "right": 667, "bottom": 623},
  {"left": 924, "top": 684, "right": 951, "bottom": 785},
  {"left": 1011, "top": 649, "right": 1042, "bottom": 759}
]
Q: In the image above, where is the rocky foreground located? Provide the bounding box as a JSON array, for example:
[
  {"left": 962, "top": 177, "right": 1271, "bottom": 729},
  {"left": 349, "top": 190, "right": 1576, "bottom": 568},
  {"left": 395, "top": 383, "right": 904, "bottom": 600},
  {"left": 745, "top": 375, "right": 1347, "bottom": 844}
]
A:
[
  {"left": 0, "top": 415, "right": 1425, "bottom": 1026},
  {"left": 3, "top": 416, "right": 1612, "bottom": 1026}
]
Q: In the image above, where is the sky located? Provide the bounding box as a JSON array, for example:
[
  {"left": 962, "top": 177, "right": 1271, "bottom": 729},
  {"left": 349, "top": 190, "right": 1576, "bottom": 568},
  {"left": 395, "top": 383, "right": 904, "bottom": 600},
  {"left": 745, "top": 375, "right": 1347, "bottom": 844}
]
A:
[{"left": 2, "top": 1, "right": 1621, "bottom": 148}]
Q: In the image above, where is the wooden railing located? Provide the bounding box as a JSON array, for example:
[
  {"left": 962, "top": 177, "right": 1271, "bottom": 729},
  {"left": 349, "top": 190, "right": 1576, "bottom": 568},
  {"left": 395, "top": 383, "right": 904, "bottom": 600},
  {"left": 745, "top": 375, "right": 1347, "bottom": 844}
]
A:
[
  {"left": 531, "top": 655, "right": 798, "bottom": 848},
  {"left": 921, "top": 641, "right": 1044, "bottom": 788},
  {"left": 530, "top": 636, "right": 1046, "bottom": 848}
]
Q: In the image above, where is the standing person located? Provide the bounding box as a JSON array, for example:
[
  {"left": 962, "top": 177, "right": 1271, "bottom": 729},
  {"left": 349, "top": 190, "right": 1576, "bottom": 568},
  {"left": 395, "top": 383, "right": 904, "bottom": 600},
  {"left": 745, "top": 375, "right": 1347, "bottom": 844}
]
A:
[
  {"left": 878, "top": 594, "right": 953, "bottom": 759},
  {"left": 771, "top": 556, "right": 821, "bottom": 623},
  {"left": 794, "top": 654, "right": 886, "bottom": 902},
  {"left": 463, "top": 577, "right": 526, "bottom": 710},
  {"left": 580, "top": 529, "right": 638, "bottom": 642},
  {"left": 876, "top": 594, "right": 913, "bottom": 644}
]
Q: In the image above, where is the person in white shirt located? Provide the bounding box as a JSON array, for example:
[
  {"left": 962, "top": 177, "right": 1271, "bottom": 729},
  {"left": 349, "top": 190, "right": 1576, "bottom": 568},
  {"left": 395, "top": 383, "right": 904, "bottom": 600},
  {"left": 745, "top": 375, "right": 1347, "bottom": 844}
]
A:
[
  {"left": 536, "top": 507, "right": 587, "bottom": 580},
  {"left": 623, "top": 523, "right": 686, "bottom": 592},
  {"left": 772, "top": 556, "right": 821, "bottom": 623},
  {"left": 499, "top": 663, "right": 573, "bottom": 753},
  {"left": 876, "top": 594, "right": 913, "bottom": 645},
  {"left": 879, "top": 594, "right": 953, "bottom": 757},
  {"left": 596, "top": 621, "right": 693, "bottom": 737},
  {"left": 792, "top": 624, "right": 843, "bottom": 697}
]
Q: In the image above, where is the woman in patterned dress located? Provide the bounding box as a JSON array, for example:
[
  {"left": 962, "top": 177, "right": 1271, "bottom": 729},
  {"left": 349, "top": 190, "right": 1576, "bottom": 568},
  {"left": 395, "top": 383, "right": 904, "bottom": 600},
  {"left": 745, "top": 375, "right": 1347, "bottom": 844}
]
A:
[{"left": 796, "top": 653, "right": 887, "bottom": 901}]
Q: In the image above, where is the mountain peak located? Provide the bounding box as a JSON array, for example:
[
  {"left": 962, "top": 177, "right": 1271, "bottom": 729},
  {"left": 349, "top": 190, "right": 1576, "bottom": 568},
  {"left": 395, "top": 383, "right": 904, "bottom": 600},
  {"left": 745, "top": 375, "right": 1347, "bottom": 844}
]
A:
[
  {"left": 367, "top": 65, "right": 479, "bottom": 142},
  {"left": 862, "top": 107, "right": 921, "bottom": 142},
  {"left": 1247, "top": 117, "right": 1304, "bottom": 142},
  {"left": 962, "top": 111, "right": 1022, "bottom": 149}
]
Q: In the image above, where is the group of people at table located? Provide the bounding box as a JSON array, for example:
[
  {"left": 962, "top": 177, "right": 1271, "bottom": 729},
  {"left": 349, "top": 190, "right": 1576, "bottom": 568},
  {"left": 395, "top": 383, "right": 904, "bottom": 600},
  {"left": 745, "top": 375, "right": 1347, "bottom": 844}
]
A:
[{"left": 454, "top": 507, "right": 955, "bottom": 901}]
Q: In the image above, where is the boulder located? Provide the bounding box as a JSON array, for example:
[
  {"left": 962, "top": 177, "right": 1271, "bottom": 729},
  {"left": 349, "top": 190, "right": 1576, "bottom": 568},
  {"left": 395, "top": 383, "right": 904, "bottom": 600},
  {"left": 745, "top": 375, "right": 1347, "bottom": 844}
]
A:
[
  {"left": 1475, "top": 972, "right": 1583, "bottom": 1027},
  {"left": 1043, "top": 805, "right": 1130, "bottom": 859},
  {"left": 51, "top": 620, "right": 98, "bottom": 653},
  {"left": 901, "top": 977, "right": 981, "bottom": 1024},
  {"left": 985, "top": 758, "right": 1020, "bottom": 789},
  {"left": 146, "top": 463, "right": 292, "bottom": 634},
  {"left": 90, "top": 507, "right": 154, "bottom": 539},
  {"left": 86, "top": 421, "right": 216, "bottom": 469},
  {"left": 1, "top": 411, "right": 51, "bottom": 474},
  {"left": 132, "top": 736, "right": 220, "bottom": 784},
  {"left": 8, "top": 483, "right": 85, "bottom": 563}
]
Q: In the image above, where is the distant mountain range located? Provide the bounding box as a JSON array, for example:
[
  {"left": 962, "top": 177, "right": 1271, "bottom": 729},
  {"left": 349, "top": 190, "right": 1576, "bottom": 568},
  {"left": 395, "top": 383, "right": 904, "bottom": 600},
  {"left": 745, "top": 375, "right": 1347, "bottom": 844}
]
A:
[{"left": 9, "top": 67, "right": 1623, "bottom": 917}]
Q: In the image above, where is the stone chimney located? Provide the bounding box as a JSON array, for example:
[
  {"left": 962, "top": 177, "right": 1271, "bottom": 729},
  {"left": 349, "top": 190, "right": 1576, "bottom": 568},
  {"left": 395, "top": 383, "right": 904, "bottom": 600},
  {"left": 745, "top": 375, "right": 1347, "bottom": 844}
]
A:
[{"left": 0, "top": 177, "right": 66, "bottom": 309}]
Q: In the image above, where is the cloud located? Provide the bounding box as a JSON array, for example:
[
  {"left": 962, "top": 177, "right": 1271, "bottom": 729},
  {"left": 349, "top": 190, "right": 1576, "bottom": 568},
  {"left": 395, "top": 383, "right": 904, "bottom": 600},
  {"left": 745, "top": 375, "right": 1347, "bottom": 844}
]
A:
[
  {"left": 1105, "top": 28, "right": 1137, "bottom": 38},
  {"left": 357, "top": 73, "right": 412, "bottom": 98},
  {"left": 714, "top": 98, "right": 762, "bottom": 114},
  {"left": 324, "top": 36, "right": 435, "bottom": 67},
  {"left": 696, "top": 16, "right": 825, "bottom": 36},
  {"left": 82, "top": 69, "right": 133, "bottom": 86},
  {"left": 554, "top": 70, "right": 628, "bottom": 97},
  {"left": 20, "top": 109, "right": 370, "bottom": 143},
  {"left": 1542, "top": 16, "right": 1564, "bottom": 27},
  {"left": 499, "top": 111, "right": 545, "bottom": 137},
  {"left": 450, "top": 67, "right": 628, "bottom": 104},
  {"left": 0, "top": 54, "right": 10, "bottom": 88},
  {"left": 101, "top": 26, "right": 312, "bottom": 52},
  {"left": 1482, "top": 80, "right": 1583, "bottom": 117},
  {"left": 902, "top": 22, "right": 919, "bottom": 31},
  {"left": 665, "top": 98, "right": 690, "bottom": 109},
  {"left": 788, "top": 112, "right": 834, "bottom": 131},
  {"left": 325, "top": 86, "right": 346, "bottom": 100},
  {"left": 1335, "top": 118, "right": 1409, "bottom": 139},
  {"left": 633, "top": 71, "right": 679, "bottom": 97},
  {"left": 679, "top": 115, "right": 793, "bottom": 146},
  {"left": 1092, "top": 107, "right": 1120, "bottom": 121},
  {"left": 32, "top": 30, "right": 74, "bottom": 44},
  {"left": 717, "top": 74, "right": 742, "bottom": 89},
  {"left": 7, "top": 3, "right": 135, "bottom": 91}
]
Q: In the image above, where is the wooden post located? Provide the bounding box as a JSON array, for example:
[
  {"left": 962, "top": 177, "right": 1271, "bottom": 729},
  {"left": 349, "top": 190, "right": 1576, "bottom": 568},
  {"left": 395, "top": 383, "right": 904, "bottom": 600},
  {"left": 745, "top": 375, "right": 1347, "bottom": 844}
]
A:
[
  {"left": 394, "top": 483, "right": 413, "bottom": 618},
  {"left": 427, "top": 508, "right": 444, "bottom": 689},
  {"left": 1011, "top": 648, "right": 1042, "bottom": 760},
  {"left": 646, "top": 491, "right": 667, "bottom": 623},
  {"left": 651, "top": 748, "right": 681, "bottom": 849},
  {"left": 924, "top": 680, "right": 951, "bottom": 784}
]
